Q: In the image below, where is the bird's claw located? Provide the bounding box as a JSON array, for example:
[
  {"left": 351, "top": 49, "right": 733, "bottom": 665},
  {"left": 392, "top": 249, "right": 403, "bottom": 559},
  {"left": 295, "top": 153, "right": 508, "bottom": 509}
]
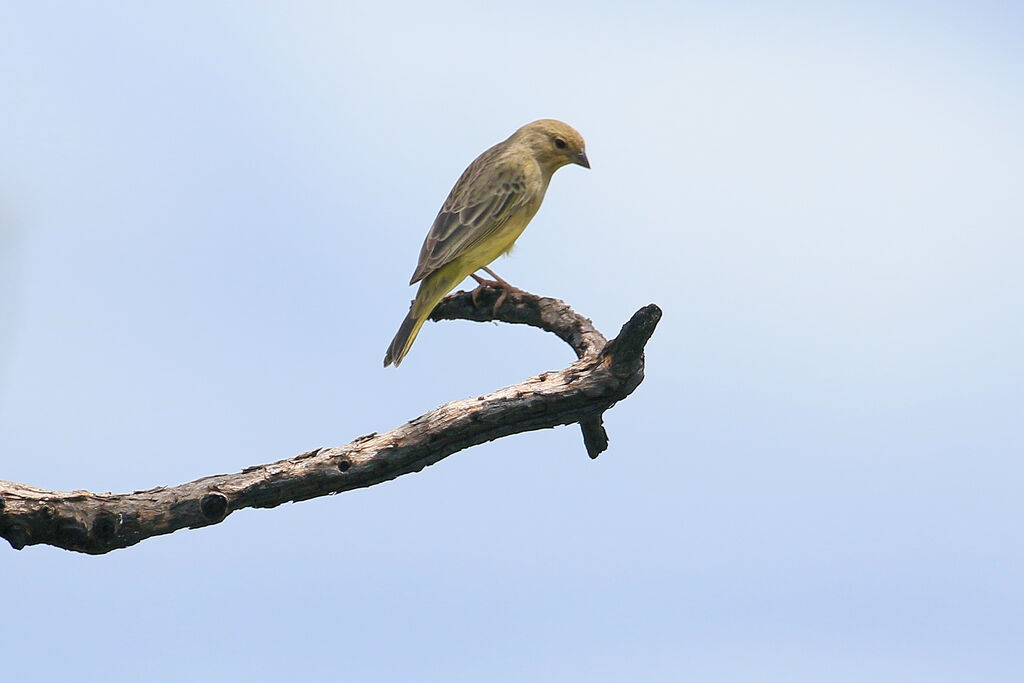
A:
[{"left": 470, "top": 278, "right": 519, "bottom": 315}]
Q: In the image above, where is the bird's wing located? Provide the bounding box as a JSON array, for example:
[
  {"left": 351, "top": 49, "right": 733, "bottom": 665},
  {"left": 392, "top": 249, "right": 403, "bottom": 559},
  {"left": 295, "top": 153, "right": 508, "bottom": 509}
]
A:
[{"left": 410, "top": 154, "right": 531, "bottom": 284}]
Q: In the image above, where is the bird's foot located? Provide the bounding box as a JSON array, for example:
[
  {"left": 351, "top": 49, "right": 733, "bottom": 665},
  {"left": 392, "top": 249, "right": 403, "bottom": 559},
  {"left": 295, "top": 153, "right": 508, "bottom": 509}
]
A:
[{"left": 470, "top": 274, "right": 521, "bottom": 315}]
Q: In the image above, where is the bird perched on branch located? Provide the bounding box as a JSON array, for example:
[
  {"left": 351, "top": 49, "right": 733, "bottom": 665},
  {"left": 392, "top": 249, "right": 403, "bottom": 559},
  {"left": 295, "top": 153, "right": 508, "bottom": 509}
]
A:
[{"left": 384, "top": 119, "right": 590, "bottom": 367}]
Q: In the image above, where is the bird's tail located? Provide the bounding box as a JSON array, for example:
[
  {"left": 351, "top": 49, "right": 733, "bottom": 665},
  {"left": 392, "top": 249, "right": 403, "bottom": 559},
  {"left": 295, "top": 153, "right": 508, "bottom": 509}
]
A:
[
  {"left": 383, "top": 310, "right": 426, "bottom": 368},
  {"left": 383, "top": 268, "right": 463, "bottom": 367}
]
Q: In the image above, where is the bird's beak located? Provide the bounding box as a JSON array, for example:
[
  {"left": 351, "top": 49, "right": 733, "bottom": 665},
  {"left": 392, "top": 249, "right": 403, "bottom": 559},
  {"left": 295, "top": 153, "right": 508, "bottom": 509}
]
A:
[{"left": 575, "top": 150, "right": 590, "bottom": 169}]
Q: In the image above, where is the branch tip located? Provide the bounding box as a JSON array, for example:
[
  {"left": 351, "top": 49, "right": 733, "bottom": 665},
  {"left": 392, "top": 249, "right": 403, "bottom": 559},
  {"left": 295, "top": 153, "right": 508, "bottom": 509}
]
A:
[
  {"left": 580, "top": 415, "right": 609, "bottom": 459},
  {"left": 602, "top": 304, "right": 662, "bottom": 374}
]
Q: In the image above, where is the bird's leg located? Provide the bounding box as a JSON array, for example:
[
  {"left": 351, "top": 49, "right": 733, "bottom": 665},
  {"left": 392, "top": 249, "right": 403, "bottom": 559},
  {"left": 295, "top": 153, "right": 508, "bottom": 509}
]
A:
[
  {"left": 469, "top": 266, "right": 523, "bottom": 314},
  {"left": 480, "top": 266, "right": 511, "bottom": 287}
]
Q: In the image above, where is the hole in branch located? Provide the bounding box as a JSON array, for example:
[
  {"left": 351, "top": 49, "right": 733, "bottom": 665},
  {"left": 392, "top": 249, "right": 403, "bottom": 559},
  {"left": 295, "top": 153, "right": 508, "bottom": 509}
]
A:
[{"left": 200, "top": 494, "right": 229, "bottom": 521}]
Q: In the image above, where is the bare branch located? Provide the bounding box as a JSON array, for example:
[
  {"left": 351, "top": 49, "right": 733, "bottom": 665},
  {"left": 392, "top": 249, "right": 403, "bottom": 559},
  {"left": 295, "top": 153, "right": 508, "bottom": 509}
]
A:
[
  {"left": 429, "top": 287, "right": 607, "bottom": 359},
  {"left": 0, "top": 290, "right": 661, "bottom": 554}
]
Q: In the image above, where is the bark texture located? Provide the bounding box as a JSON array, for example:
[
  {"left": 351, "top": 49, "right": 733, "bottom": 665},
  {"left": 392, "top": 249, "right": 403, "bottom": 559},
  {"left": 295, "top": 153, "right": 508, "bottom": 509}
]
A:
[{"left": 0, "top": 289, "right": 661, "bottom": 554}]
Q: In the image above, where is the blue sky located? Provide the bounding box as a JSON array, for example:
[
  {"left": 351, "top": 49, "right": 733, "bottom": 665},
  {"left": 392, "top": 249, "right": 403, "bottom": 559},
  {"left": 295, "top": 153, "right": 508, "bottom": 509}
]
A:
[{"left": 2, "top": 2, "right": 1022, "bottom": 681}]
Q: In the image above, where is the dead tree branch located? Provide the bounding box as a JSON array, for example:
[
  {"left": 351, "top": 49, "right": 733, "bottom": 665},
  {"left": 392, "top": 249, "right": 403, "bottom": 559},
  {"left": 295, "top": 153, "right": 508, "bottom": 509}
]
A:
[{"left": 0, "top": 289, "right": 661, "bottom": 554}]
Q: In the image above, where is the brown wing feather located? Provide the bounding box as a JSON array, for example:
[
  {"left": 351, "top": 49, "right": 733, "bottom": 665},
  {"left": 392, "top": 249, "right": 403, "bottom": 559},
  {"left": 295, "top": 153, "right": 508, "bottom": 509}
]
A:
[{"left": 410, "top": 147, "right": 529, "bottom": 284}]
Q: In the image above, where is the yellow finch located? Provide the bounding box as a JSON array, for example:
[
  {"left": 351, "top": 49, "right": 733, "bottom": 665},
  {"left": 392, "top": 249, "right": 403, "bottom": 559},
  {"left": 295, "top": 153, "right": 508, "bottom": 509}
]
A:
[{"left": 383, "top": 119, "right": 590, "bottom": 367}]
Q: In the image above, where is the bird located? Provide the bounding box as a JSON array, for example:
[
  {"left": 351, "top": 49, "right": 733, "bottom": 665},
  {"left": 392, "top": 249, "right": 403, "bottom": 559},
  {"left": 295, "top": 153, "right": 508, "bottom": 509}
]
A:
[{"left": 383, "top": 119, "right": 590, "bottom": 368}]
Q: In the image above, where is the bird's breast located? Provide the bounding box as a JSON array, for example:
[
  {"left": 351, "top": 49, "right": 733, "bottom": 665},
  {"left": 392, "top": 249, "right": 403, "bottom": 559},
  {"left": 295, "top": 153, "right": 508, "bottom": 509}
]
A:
[{"left": 465, "top": 197, "right": 542, "bottom": 268}]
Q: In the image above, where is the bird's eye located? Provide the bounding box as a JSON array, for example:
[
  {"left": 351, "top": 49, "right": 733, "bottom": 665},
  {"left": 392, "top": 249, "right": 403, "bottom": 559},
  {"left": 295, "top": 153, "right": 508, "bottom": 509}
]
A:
[{"left": 554, "top": 137, "right": 567, "bottom": 149}]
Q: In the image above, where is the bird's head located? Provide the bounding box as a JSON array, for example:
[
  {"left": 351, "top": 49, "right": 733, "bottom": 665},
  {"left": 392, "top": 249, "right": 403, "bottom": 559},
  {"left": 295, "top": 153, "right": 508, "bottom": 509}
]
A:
[{"left": 514, "top": 119, "right": 590, "bottom": 173}]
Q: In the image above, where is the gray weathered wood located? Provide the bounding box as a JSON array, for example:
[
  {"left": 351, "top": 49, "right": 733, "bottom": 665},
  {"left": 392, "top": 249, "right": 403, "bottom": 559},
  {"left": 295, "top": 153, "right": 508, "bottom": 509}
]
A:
[{"left": 0, "top": 289, "right": 661, "bottom": 554}]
